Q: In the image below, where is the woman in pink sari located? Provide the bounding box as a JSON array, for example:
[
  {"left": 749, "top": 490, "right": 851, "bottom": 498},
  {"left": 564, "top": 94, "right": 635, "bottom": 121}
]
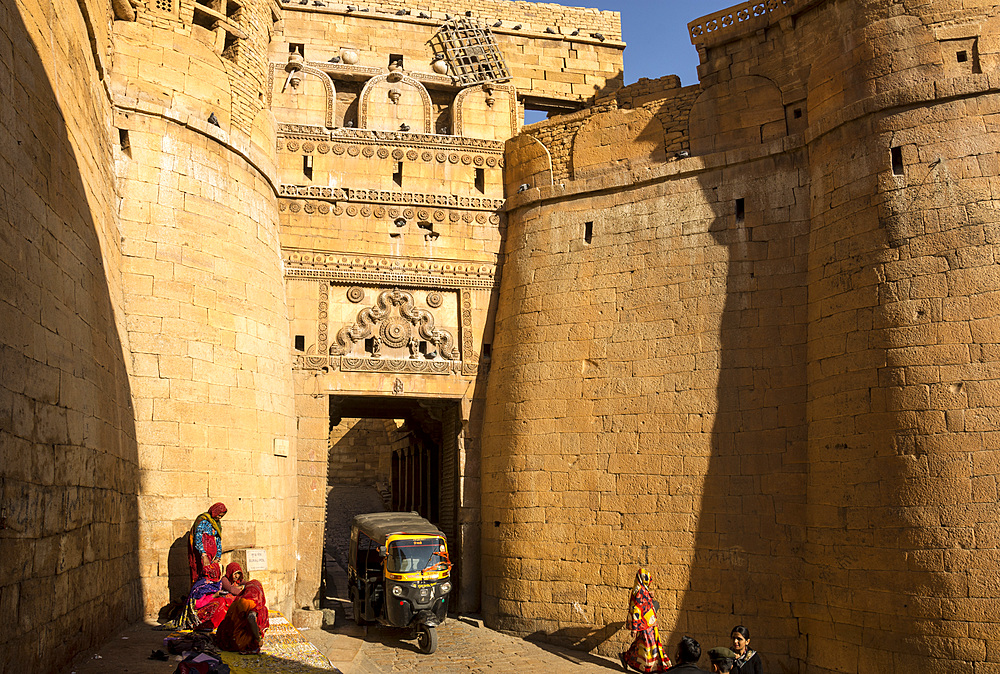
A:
[{"left": 193, "top": 562, "right": 246, "bottom": 630}]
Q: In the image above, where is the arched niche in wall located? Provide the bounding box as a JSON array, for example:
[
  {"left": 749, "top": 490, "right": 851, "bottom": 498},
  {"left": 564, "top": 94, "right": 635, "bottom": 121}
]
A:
[
  {"left": 504, "top": 133, "right": 551, "bottom": 198},
  {"left": 688, "top": 75, "right": 786, "bottom": 156},
  {"left": 452, "top": 83, "right": 518, "bottom": 141},
  {"left": 572, "top": 107, "right": 666, "bottom": 180},
  {"left": 268, "top": 63, "right": 336, "bottom": 128},
  {"left": 358, "top": 72, "right": 432, "bottom": 133}
]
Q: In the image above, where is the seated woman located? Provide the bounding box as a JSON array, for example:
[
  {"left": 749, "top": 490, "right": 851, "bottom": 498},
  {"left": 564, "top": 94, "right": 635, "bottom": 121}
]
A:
[
  {"left": 188, "top": 503, "right": 227, "bottom": 583},
  {"left": 162, "top": 561, "right": 246, "bottom": 631},
  {"left": 214, "top": 580, "right": 269, "bottom": 654},
  {"left": 192, "top": 562, "right": 247, "bottom": 631}
]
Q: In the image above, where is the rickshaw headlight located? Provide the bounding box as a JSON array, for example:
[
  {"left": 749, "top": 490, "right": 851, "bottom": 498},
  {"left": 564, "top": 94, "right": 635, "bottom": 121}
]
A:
[
  {"left": 439, "top": 582, "right": 451, "bottom": 595},
  {"left": 391, "top": 585, "right": 404, "bottom": 597}
]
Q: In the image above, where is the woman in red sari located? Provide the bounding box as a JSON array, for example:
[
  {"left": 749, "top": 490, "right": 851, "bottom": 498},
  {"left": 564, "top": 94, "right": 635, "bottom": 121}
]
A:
[
  {"left": 215, "top": 580, "right": 269, "bottom": 654},
  {"left": 620, "top": 568, "right": 670, "bottom": 673},
  {"left": 188, "top": 503, "right": 227, "bottom": 583}
]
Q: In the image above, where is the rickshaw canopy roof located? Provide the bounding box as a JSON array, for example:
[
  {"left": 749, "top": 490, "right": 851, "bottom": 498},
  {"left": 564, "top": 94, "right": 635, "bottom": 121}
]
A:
[{"left": 351, "top": 512, "right": 445, "bottom": 543}]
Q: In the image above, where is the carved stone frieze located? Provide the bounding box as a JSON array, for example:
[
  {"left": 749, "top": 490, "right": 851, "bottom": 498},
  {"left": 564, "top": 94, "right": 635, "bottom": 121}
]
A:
[
  {"left": 283, "top": 250, "right": 498, "bottom": 290},
  {"left": 278, "top": 185, "right": 505, "bottom": 211},
  {"left": 278, "top": 199, "right": 502, "bottom": 226},
  {"left": 276, "top": 124, "right": 505, "bottom": 154},
  {"left": 341, "top": 356, "right": 457, "bottom": 375}
]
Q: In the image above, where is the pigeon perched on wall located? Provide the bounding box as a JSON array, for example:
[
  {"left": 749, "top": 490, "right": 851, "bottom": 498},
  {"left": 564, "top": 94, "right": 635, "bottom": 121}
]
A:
[
  {"left": 570, "top": 29, "right": 579, "bottom": 36},
  {"left": 207, "top": 113, "right": 220, "bottom": 127},
  {"left": 329, "top": 55, "right": 341, "bottom": 63},
  {"left": 492, "top": 20, "right": 501, "bottom": 27},
  {"left": 399, "top": 123, "right": 410, "bottom": 131},
  {"left": 544, "top": 27, "right": 555, "bottom": 34},
  {"left": 591, "top": 32, "right": 605, "bottom": 41}
]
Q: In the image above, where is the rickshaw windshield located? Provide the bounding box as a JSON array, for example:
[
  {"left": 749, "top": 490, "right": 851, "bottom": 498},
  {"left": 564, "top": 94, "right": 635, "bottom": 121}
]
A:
[{"left": 386, "top": 537, "right": 446, "bottom": 573}]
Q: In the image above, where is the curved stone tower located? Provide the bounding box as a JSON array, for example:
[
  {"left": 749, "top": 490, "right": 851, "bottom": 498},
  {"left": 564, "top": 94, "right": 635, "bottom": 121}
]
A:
[
  {"left": 109, "top": 0, "right": 298, "bottom": 615},
  {"left": 799, "top": 1, "right": 1000, "bottom": 669},
  {"left": 485, "top": 1, "right": 1000, "bottom": 671}
]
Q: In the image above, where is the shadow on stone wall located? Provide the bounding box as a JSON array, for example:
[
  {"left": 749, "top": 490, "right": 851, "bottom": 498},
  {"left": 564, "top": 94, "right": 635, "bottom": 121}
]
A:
[
  {"left": 665, "top": 149, "right": 811, "bottom": 668},
  {"left": 0, "top": 3, "right": 141, "bottom": 671},
  {"left": 160, "top": 534, "right": 192, "bottom": 619}
]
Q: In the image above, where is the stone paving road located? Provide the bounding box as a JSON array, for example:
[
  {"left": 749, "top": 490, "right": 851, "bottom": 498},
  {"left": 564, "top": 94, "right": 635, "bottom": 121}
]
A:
[{"left": 352, "top": 617, "right": 624, "bottom": 673}]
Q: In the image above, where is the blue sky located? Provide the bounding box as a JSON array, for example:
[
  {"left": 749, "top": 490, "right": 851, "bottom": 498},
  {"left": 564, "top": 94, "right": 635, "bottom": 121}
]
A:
[{"left": 594, "top": 0, "right": 740, "bottom": 85}]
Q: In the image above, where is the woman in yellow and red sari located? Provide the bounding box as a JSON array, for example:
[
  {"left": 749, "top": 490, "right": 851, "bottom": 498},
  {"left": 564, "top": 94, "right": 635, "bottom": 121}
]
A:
[
  {"left": 620, "top": 568, "right": 670, "bottom": 673},
  {"left": 215, "top": 579, "right": 269, "bottom": 654}
]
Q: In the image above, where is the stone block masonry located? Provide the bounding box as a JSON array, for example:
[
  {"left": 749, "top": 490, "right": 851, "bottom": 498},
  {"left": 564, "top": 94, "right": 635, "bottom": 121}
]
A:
[{"left": 0, "top": 0, "right": 141, "bottom": 669}]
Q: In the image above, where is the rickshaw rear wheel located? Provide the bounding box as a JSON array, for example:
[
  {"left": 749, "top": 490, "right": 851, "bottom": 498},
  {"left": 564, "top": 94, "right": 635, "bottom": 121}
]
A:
[{"left": 416, "top": 624, "right": 437, "bottom": 654}]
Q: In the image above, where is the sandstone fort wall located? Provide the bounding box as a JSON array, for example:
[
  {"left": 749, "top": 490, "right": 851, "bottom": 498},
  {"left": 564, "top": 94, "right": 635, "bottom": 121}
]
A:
[
  {"left": 485, "top": 0, "right": 1000, "bottom": 671},
  {"left": 0, "top": 0, "right": 141, "bottom": 669},
  {"left": 110, "top": 0, "right": 300, "bottom": 620},
  {"left": 7, "top": 0, "right": 1000, "bottom": 671}
]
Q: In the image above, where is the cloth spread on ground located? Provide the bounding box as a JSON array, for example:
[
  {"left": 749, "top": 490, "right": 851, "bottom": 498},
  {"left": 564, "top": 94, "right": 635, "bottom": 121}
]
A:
[{"left": 164, "top": 612, "right": 338, "bottom": 673}]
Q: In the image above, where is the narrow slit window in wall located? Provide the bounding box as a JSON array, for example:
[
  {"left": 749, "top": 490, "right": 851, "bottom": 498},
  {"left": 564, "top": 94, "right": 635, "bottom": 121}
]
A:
[
  {"left": 393, "top": 162, "right": 403, "bottom": 187},
  {"left": 475, "top": 168, "right": 485, "bottom": 193},
  {"left": 303, "top": 155, "right": 313, "bottom": 180},
  {"left": 482, "top": 344, "right": 492, "bottom": 360},
  {"left": 119, "top": 129, "right": 131, "bottom": 156},
  {"left": 735, "top": 198, "right": 745, "bottom": 224},
  {"left": 891, "top": 146, "right": 904, "bottom": 176},
  {"left": 289, "top": 43, "right": 304, "bottom": 56},
  {"left": 584, "top": 221, "right": 593, "bottom": 244},
  {"left": 294, "top": 335, "right": 305, "bottom": 351},
  {"left": 389, "top": 53, "right": 403, "bottom": 69}
]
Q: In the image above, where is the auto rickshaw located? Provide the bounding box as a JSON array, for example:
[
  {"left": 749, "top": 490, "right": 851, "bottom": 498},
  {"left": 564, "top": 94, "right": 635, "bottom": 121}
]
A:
[{"left": 348, "top": 511, "right": 452, "bottom": 654}]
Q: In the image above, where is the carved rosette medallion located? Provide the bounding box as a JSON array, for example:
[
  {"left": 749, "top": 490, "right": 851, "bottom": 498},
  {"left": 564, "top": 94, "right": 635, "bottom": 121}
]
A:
[
  {"left": 346, "top": 286, "right": 365, "bottom": 303},
  {"left": 379, "top": 317, "right": 411, "bottom": 348},
  {"left": 426, "top": 291, "right": 443, "bottom": 308}
]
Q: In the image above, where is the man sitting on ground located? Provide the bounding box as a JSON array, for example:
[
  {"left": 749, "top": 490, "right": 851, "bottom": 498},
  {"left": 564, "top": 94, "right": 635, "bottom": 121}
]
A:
[
  {"left": 667, "top": 636, "right": 706, "bottom": 672},
  {"left": 708, "top": 647, "right": 736, "bottom": 673}
]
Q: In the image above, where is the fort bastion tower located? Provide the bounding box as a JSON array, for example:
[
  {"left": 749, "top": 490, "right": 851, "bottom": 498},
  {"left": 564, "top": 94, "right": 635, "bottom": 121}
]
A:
[{"left": 488, "top": 0, "right": 1000, "bottom": 672}]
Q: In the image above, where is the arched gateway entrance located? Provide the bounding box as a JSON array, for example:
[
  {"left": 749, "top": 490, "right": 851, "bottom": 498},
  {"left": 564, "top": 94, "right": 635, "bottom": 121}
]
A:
[{"left": 320, "top": 396, "right": 464, "bottom": 614}]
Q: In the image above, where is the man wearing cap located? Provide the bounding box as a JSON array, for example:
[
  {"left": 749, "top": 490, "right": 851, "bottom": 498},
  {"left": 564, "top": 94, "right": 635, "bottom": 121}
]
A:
[{"left": 707, "top": 647, "right": 736, "bottom": 673}]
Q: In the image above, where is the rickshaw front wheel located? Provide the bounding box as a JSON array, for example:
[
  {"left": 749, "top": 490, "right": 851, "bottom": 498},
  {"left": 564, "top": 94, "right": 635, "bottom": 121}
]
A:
[{"left": 416, "top": 624, "right": 437, "bottom": 654}]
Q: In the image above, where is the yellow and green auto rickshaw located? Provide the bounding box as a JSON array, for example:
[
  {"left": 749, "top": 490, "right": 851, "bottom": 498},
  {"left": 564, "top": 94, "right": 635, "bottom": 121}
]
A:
[{"left": 348, "top": 512, "right": 452, "bottom": 653}]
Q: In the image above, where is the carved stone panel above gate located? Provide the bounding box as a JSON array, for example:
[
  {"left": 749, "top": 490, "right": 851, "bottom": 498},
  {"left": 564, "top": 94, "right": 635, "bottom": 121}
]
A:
[{"left": 328, "top": 286, "right": 461, "bottom": 362}]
